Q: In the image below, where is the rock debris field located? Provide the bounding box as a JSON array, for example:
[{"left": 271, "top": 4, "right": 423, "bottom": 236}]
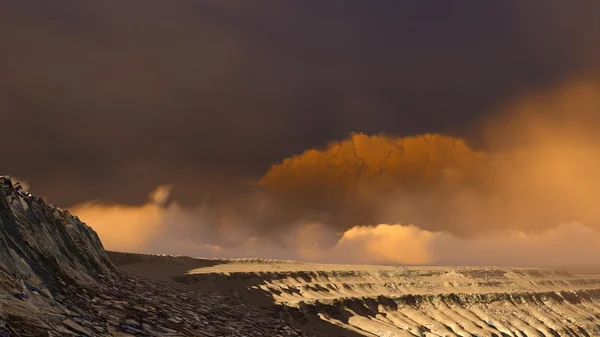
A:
[
  {"left": 114, "top": 253, "right": 600, "bottom": 337},
  {"left": 2, "top": 271, "right": 302, "bottom": 337}
]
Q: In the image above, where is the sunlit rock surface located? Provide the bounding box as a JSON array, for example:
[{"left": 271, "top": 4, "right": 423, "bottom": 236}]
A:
[{"left": 111, "top": 252, "right": 600, "bottom": 336}]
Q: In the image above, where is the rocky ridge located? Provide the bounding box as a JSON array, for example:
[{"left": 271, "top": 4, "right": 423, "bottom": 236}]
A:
[{"left": 0, "top": 176, "right": 300, "bottom": 336}]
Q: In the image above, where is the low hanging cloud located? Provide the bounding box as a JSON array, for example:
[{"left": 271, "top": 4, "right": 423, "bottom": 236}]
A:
[
  {"left": 70, "top": 184, "right": 600, "bottom": 268},
  {"left": 70, "top": 186, "right": 174, "bottom": 253},
  {"left": 66, "top": 80, "right": 600, "bottom": 267},
  {"left": 328, "top": 222, "right": 600, "bottom": 268}
]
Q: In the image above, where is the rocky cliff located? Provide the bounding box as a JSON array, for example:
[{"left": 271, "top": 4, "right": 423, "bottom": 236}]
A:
[
  {"left": 0, "top": 175, "right": 118, "bottom": 291},
  {"left": 0, "top": 175, "right": 120, "bottom": 335},
  {"left": 0, "top": 176, "right": 301, "bottom": 336}
]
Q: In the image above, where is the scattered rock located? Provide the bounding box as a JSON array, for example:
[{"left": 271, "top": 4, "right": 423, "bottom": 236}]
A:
[{"left": 63, "top": 318, "right": 92, "bottom": 335}]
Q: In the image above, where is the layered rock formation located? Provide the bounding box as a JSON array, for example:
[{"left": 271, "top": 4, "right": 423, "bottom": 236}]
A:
[
  {"left": 0, "top": 175, "right": 118, "bottom": 290},
  {"left": 0, "top": 175, "right": 120, "bottom": 335},
  {"left": 113, "top": 254, "right": 600, "bottom": 336}
]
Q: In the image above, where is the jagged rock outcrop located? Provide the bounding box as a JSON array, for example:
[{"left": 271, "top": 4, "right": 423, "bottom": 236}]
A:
[
  {"left": 0, "top": 175, "right": 118, "bottom": 291},
  {"left": 0, "top": 175, "right": 122, "bottom": 335}
]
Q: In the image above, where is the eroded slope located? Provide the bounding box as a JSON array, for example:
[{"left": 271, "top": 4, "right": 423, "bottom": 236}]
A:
[
  {"left": 0, "top": 176, "right": 300, "bottom": 336},
  {"left": 110, "top": 253, "right": 600, "bottom": 336}
]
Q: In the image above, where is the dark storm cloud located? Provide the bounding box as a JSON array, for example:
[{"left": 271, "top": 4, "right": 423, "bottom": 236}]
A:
[
  {"left": 71, "top": 82, "right": 600, "bottom": 265},
  {"left": 1, "top": 0, "right": 600, "bottom": 207}
]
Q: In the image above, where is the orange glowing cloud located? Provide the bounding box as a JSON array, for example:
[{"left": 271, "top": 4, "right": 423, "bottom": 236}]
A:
[
  {"left": 324, "top": 222, "right": 600, "bottom": 267},
  {"left": 256, "top": 82, "right": 600, "bottom": 235},
  {"left": 66, "top": 80, "right": 600, "bottom": 268},
  {"left": 333, "top": 224, "right": 435, "bottom": 265},
  {"left": 259, "top": 133, "right": 486, "bottom": 196},
  {"left": 71, "top": 186, "right": 173, "bottom": 253}
]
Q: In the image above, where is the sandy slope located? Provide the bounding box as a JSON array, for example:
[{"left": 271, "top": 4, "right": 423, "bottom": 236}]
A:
[{"left": 108, "top": 252, "right": 600, "bottom": 337}]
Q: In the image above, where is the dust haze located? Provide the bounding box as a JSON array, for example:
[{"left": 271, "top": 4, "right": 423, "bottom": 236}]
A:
[{"left": 42, "top": 81, "right": 600, "bottom": 267}]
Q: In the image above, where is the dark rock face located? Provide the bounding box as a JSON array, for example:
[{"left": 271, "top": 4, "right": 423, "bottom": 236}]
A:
[
  {"left": 0, "top": 175, "right": 121, "bottom": 335},
  {"left": 0, "top": 175, "right": 118, "bottom": 290}
]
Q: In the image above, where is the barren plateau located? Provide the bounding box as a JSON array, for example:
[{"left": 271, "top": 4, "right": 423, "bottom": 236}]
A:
[{"left": 109, "top": 252, "right": 600, "bottom": 337}]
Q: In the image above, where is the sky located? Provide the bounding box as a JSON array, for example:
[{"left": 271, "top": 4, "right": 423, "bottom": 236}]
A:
[{"left": 2, "top": 1, "right": 600, "bottom": 268}]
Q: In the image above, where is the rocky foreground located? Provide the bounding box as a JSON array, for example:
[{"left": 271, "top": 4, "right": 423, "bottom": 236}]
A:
[
  {"left": 110, "top": 254, "right": 600, "bottom": 337},
  {"left": 0, "top": 176, "right": 299, "bottom": 337},
  {"left": 2, "top": 174, "right": 600, "bottom": 336}
]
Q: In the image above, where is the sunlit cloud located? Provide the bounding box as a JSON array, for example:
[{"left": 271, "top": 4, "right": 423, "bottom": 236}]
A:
[{"left": 65, "top": 81, "right": 600, "bottom": 268}]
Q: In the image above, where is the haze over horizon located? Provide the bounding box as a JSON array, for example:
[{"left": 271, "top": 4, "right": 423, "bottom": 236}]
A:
[{"left": 3, "top": 1, "right": 600, "bottom": 268}]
